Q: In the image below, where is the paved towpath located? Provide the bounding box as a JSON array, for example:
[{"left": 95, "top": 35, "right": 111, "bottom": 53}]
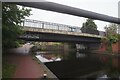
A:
[
  {"left": 5, "top": 43, "right": 45, "bottom": 78},
  {"left": 4, "top": 54, "right": 44, "bottom": 78},
  {"left": 4, "top": 43, "right": 58, "bottom": 79}
]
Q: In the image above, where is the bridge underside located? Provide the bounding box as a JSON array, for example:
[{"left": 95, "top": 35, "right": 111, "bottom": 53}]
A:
[{"left": 19, "top": 31, "right": 101, "bottom": 44}]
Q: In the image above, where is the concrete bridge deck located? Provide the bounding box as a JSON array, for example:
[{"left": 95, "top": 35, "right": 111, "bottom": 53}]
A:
[
  {"left": 22, "top": 26, "right": 103, "bottom": 39},
  {"left": 19, "top": 19, "right": 104, "bottom": 43}
]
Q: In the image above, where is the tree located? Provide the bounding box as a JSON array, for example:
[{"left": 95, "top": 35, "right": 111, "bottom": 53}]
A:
[
  {"left": 81, "top": 18, "right": 98, "bottom": 35},
  {"left": 2, "top": 3, "right": 31, "bottom": 49},
  {"left": 104, "top": 23, "right": 118, "bottom": 43},
  {"left": 104, "top": 23, "right": 118, "bottom": 52},
  {"left": 105, "top": 23, "right": 118, "bottom": 36},
  {"left": 82, "top": 18, "right": 97, "bottom": 30}
]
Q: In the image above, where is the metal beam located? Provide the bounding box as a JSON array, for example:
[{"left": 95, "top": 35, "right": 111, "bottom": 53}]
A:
[
  {"left": 19, "top": 32, "right": 101, "bottom": 43},
  {"left": 10, "top": 2, "right": 120, "bottom": 24}
]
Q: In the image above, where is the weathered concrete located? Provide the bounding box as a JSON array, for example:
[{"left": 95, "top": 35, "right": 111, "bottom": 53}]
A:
[
  {"left": 36, "top": 57, "right": 58, "bottom": 79},
  {"left": 22, "top": 26, "right": 103, "bottom": 38}
]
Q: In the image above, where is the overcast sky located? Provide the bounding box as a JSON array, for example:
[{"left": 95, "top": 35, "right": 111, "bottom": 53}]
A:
[{"left": 26, "top": 0, "right": 119, "bottom": 31}]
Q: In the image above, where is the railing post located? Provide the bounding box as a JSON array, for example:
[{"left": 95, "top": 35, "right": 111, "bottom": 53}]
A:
[
  {"left": 42, "top": 23, "right": 44, "bottom": 29},
  {"left": 58, "top": 25, "right": 59, "bottom": 30}
]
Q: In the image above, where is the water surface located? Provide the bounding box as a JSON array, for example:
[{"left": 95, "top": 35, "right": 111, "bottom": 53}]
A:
[{"left": 36, "top": 50, "right": 120, "bottom": 79}]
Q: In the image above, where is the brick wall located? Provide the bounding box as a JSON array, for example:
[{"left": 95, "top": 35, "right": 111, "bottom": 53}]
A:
[
  {"left": 99, "top": 40, "right": 120, "bottom": 53},
  {"left": 99, "top": 42, "right": 107, "bottom": 52},
  {"left": 112, "top": 41, "right": 120, "bottom": 53}
]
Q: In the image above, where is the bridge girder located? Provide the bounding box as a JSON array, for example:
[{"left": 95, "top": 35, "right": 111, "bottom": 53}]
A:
[{"left": 19, "top": 31, "right": 101, "bottom": 44}]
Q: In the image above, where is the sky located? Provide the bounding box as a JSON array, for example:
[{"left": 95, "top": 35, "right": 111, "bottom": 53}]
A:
[{"left": 26, "top": 0, "right": 119, "bottom": 31}]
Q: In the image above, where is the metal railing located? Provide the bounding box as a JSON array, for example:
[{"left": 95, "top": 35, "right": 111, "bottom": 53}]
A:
[
  {"left": 23, "top": 19, "right": 106, "bottom": 37},
  {"left": 23, "top": 19, "right": 81, "bottom": 33}
]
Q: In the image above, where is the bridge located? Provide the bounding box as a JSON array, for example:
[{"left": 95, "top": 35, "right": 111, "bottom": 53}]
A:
[
  {"left": 10, "top": 1, "right": 119, "bottom": 50},
  {"left": 19, "top": 19, "right": 104, "bottom": 44},
  {"left": 12, "top": 1, "right": 119, "bottom": 50}
]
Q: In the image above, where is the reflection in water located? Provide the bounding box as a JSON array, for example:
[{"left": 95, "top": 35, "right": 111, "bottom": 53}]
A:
[
  {"left": 36, "top": 50, "right": 120, "bottom": 79},
  {"left": 36, "top": 51, "right": 87, "bottom": 63},
  {"left": 96, "top": 75, "right": 108, "bottom": 80},
  {"left": 76, "top": 52, "right": 86, "bottom": 58}
]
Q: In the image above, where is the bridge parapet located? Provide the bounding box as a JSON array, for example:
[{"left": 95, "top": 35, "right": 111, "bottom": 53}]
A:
[
  {"left": 22, "top": 26, "right": 104, "bottom": 39},
  {"left": 23, "top": 19, "right": 81, "bottom": 32}
]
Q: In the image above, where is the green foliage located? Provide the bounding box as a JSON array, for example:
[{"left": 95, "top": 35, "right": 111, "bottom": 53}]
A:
[
  {"left": 2, "top": 3, "right": 31, "bottom": 49},
  {"left": 101, "top": 37, "right": 108, "bottom": 43},
  {"left": 108, "top": 34, "right": 118, "bottom": 43},
  {"left": 105, "top": 23, "right": 118, "bottom": 36},
  {"left": 81, "top": 18, "right": 97, "bottom": 30},
  {"left": 117, "top": 34, "right": 120, "bottom": 40},
  {"left": 104, "top": 23, "right": 119, "bottom": 52},
  {"left": 104, "top": 23, "right": 118, "bottom": 44},
  {"left": 2, "top": 63, "right": 16, "bottom": 78}
]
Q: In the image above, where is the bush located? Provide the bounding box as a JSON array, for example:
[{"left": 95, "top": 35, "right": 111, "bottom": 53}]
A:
[{"left": 2, "top": 63, "right": 16, "bottom": 78}]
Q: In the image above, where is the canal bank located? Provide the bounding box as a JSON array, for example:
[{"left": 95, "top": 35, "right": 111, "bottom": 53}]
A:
[
  {"left": 34, "top": 50, "right": 120, "bottom": 79},
  {"left": 3, "top": 43, "right": 120, "bottom": 79},
  {"left": 3, "top": 54, "right": 44, "bottom": 78},
  {"left": 33, "top": 54, "right": 59, "bottom": 79},
  {"left": 2, "top": 43, "right": 59, "bottom": 79},
  {"left": 2, "top": 53, "right": 58, "bottom": 79}
]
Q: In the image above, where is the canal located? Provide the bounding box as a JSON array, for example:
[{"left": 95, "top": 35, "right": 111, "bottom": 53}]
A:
[{"left": 35, "top": 50, "right": 120, "bottom": 79}]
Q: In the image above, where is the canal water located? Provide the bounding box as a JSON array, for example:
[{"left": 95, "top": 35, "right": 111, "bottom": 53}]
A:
[{"left": 35, "top": 50, "right": 120, "bottom": 79}]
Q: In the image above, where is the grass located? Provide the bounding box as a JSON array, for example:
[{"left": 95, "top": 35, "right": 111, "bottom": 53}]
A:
[{"left": 2, "top": 63, "right": 16, "bottom": 78}]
